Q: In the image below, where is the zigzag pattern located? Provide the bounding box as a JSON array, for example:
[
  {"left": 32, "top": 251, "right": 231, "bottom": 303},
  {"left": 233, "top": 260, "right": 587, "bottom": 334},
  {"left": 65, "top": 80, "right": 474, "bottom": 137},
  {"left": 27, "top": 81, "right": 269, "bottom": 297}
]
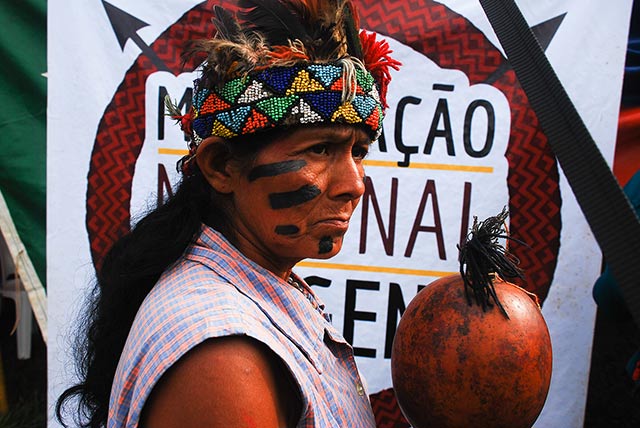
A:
[
  {"left": 494, "top": 70, "right": 561, "bottom": 300},
  {"left": 85, "top": 3, "right": 562, "bottom": 425},
  {"left": 355, "top": 0, "right": 561, "bottom": 302},
  {"left": 87, "top": 0, "right": 561, "bottom": 293},
  {"left": 370, "top": 388, "right": 410, "bottom": 428},
  {"left": 356, "top": 0, "right": 504, "bottom": 81},
  {"left": 86, "top": 1, "right": 228, "bottom": 267},
  {"left": 86, "top": 57, "right": 150, "bottom": 266}
]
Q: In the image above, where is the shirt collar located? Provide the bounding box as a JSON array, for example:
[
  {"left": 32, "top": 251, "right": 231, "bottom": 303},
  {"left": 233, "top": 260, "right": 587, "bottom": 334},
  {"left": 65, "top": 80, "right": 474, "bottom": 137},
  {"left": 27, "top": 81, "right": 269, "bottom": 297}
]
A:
[{"left": 186, "top": 225, "right": 329, "bottom": 373}]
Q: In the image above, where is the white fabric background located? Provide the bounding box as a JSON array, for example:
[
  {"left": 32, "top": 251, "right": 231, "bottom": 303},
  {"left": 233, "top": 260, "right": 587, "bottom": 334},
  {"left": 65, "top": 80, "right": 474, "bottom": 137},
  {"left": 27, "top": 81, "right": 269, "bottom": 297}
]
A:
[{"left": 47, "top": 1, "right": 632, "bottom": 426}]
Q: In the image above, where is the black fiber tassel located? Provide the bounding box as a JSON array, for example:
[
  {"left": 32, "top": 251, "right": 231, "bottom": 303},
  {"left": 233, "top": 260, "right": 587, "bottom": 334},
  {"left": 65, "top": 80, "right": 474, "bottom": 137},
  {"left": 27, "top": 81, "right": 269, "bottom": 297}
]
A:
[{"left": 458, "top": 207, "right": 526, "bottom": 318}]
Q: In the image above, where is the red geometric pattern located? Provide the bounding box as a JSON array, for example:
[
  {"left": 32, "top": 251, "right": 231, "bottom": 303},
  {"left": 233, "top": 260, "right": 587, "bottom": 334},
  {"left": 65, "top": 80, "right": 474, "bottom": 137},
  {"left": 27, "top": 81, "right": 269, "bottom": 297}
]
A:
[
  {"left": 86, "top": 1, "right": 563, "bottom": 426},
  {"left": 354, "top": 3, "right": 562, "bottom": 424},
  {"left": 354, "top": 0, "right": 561, "bottom": 302},
  {"left": 86, "top": 1, "right": 237, "bottom": 269},
  {"left": 370, "top": 388, "right": 411, "bottom": 428}
]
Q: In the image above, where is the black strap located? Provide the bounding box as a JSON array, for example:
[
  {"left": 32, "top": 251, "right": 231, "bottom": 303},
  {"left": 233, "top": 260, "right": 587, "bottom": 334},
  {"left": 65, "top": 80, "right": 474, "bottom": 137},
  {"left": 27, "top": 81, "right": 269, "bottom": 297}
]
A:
[{"left": 479, "top": 0, "right": 640, "bottom": 327}]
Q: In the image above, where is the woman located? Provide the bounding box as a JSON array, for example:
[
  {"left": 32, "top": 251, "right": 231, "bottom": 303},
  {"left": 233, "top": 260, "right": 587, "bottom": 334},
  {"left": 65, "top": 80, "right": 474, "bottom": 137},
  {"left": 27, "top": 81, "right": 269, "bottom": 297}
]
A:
[{"left": 56, "top": 1, "right": 400, "bottom": 427}]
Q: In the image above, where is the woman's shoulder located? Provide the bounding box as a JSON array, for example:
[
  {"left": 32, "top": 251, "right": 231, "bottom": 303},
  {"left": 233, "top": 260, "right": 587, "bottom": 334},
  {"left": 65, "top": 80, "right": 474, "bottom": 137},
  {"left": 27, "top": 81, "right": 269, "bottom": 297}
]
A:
[
  {"left": 111, "top": 261, "right": 277, "bottom": 425},
  {"left": 135, "top": 259, "right": 258, "bottom": 336}
]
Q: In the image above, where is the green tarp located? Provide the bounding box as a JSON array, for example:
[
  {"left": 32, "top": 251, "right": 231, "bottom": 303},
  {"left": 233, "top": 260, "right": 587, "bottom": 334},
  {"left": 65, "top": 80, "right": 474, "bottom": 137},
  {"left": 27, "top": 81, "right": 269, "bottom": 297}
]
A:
[{"left": 0, "top": 0, "right": 47, "bottom": 285}]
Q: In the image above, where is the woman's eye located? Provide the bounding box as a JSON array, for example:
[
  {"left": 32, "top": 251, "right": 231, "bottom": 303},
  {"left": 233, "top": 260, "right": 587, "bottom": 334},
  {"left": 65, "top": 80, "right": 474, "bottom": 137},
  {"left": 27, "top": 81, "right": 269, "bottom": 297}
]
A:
[
  {"left": 352, "top": 145, "right": 369, "bottom": 160},
  {"left": 308, "top": 144, "right": 328, "bottom": 155}
]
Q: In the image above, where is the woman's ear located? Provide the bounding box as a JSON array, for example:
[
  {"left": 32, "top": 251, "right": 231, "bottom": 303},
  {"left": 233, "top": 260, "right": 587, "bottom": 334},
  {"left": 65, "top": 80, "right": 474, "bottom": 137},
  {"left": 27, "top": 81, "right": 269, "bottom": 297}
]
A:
[{"left": 196, "top": 137, "right": 235, "bottom": 194}]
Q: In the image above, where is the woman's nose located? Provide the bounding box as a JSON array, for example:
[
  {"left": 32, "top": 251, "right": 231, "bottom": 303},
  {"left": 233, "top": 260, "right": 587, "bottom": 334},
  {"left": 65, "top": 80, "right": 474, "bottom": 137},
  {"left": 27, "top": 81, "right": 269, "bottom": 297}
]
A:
[{"left": 327, "top": 153, "right": 366, "bottom": 200}]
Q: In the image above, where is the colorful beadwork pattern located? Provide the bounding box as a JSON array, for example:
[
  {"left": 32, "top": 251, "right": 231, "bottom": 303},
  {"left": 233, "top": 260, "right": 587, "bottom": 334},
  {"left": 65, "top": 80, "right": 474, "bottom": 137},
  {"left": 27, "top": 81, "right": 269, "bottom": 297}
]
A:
[{"left": 191, "top": 63, "right": 384, "bottom": 144}]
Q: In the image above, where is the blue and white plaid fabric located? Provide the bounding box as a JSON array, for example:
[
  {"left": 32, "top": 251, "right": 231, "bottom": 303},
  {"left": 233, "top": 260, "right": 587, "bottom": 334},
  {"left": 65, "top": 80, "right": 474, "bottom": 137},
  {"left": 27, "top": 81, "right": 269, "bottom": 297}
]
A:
[{"left": 109, "top": 225, "right": 375, "bottom": 428}]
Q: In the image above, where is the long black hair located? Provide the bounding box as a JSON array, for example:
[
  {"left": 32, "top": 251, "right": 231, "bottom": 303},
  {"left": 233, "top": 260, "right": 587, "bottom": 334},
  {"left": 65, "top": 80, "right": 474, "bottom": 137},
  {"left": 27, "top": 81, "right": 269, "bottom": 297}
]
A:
[
  {"left": 55, "top": 130, "right": 279, "bottom": 428},
  {"left": 55, "top": 0, "right": 389, "bottom": 423}
]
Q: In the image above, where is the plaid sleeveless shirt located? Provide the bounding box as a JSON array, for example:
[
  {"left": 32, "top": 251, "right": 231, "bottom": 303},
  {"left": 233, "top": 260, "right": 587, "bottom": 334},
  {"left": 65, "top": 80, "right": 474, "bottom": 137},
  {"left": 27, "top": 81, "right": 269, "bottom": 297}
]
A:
[{"left": 108, "top": 225, "right": 376, "bottom": 428}]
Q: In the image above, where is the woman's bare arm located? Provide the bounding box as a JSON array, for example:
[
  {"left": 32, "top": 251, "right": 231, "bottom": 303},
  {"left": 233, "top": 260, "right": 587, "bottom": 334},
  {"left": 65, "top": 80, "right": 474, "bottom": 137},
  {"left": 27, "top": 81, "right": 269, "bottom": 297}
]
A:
[{"left": 140, "top": 335, "right": 301, "bottom": 428}]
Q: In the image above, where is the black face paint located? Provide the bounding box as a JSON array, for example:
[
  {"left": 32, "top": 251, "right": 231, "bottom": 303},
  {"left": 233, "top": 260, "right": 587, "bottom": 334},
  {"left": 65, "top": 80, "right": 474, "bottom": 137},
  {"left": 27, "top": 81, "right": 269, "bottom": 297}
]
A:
[
  {"left": 269, "top": 185, "right": 321, "bottom": 209},
  {"left": 248, "top": 160, "right": 307, "bottom": 182},
  {"left": 318, "top": 236, "right": 334, "bottom": 254},
  {"left": 275, "top": 225, "right": 300, "bottom": 235}
]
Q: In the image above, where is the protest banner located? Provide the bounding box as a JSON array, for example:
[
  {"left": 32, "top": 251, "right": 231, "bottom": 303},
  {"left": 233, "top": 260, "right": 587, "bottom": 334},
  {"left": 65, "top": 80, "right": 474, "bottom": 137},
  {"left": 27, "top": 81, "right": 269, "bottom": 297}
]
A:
[{"left": 48, "top": 1, "right": 632, "bottom": 425}]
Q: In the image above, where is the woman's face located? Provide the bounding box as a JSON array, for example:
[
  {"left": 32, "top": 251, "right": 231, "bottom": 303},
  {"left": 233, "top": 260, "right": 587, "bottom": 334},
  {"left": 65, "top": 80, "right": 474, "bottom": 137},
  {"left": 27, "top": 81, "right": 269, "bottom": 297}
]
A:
[{"left": 225, "top": 125, "right": 370, "bottom": 274}]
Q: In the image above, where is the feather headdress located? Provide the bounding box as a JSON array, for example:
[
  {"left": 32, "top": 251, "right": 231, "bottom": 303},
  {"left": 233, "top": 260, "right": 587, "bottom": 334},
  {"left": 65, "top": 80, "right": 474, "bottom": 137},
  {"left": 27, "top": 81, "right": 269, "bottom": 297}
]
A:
[
  {"left": 195, "top": 0, "right": 400, "bottom": 97},
  {"left": 170, "top": 0, "right": 401, "bottom": 174},
  {"left": 196, "top": 1, "right": 394, "bottom": 82}
]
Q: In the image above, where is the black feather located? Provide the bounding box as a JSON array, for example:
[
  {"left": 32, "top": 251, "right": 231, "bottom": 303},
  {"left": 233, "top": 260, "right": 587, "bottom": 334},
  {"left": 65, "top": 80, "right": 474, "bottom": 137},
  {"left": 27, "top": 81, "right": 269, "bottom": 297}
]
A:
[
  {"left": 238, "top": 0, "right": 309, "bottom": 46},
  {"left": 341, "top": 1, "right": 363, "bottom": 59},
  {"left": 212, "top": 5, "right": 243, "bottom": 42}
]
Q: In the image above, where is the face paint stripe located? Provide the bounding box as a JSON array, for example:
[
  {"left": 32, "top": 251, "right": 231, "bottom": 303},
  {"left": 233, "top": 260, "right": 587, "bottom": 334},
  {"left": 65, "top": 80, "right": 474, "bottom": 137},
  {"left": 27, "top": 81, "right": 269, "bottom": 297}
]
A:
[
  {"left": 248, "top": 159, "right": 307, "bottom": 182},
  {"left": 275, "top": 225, "right": 300, "bottom": 235},
  {"left": 318, "top": 236, "right": 334, "bottom": 254},
  {"left": 269, "top": 185, "right": 321, "bottom": 209}
]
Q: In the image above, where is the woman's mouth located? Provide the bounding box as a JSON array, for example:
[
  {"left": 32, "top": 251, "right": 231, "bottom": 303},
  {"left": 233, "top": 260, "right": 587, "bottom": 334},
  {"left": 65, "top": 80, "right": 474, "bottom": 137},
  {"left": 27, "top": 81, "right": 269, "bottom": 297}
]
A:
[{"left": 314, "top": 217, "right": 350, "bottom": 232}]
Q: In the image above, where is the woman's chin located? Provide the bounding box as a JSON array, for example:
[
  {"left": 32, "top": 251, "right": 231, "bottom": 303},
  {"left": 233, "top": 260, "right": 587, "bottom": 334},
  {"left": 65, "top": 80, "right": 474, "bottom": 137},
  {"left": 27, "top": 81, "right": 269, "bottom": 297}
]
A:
[
  {"left": 274, "top": 236, "right": 344, "bottom": 262},
  {"left": 312, "top": 237, "right": 343, "bottom": 259},
  {"left": 310, "top": 250, "right": 340, "bottom": 260}
]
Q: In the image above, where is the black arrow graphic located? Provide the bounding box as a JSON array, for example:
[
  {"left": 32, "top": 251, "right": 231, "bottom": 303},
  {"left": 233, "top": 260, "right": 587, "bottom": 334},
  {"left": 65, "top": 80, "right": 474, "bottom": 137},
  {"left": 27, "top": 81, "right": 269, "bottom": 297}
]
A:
[
  {"left": 102, "top": 0, "right": 170, "bottom": 72},
  {"left": 486, "top": 13, "right": 566, "bottom": 84}
]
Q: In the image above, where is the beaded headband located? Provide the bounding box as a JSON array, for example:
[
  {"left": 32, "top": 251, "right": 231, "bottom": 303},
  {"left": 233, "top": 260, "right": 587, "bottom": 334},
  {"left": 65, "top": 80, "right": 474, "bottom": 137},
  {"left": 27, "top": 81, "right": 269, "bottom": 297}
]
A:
[
  {"left": 167, "top": 0, "right": 401, "bottom": 174},
  {"left": 192, "top": 61, "right": 383, "bottom": 141}
]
